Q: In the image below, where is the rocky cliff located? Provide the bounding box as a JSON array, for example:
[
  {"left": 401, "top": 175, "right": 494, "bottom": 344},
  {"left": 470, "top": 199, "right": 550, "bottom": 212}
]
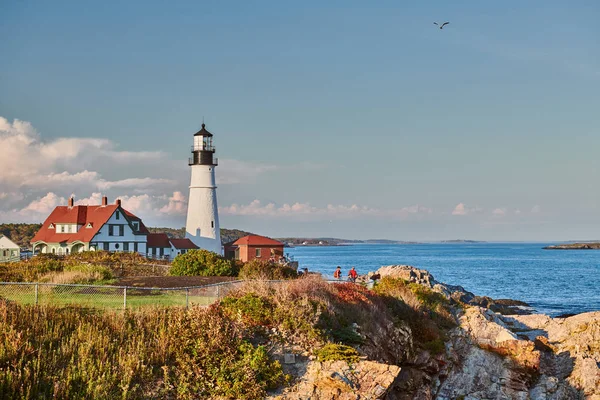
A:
[{"left": 267, "top": 266, "right": 600, "bottom": 400}]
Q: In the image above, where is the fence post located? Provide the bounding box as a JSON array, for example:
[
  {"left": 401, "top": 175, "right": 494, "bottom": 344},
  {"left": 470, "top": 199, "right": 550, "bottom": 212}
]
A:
[
  {"left": 186, "top": 288, "right": 189, "bottom": 309},
  {"left": 123, "top": 287, "right": 127, "bottom": 310},
  {"left": 34, "top": 283, "right": 39, "bottom": 306}
]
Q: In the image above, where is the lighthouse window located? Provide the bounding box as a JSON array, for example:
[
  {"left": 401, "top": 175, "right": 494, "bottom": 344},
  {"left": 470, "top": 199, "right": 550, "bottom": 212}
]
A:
[{"left": 211, "top": 221, "right": 214, "bottom": 228}]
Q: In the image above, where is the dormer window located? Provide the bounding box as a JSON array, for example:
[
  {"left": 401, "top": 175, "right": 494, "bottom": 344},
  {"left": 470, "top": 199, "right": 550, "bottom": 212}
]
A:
[
  {"left": 86, "top": 223, "right": 93, "bottom": 228},
  {"left": 132, "top": 221, "right": 139, "bottom": 231},
  {"left": 60, "top": 225, "right": 65, "bottom": 233},
  {"left": 49, "top": 223, "right": 55, "bottom": 229}
]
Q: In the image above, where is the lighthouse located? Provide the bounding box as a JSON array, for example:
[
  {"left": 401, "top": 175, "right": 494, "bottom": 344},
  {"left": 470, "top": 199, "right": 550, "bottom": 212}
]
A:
[{"left": 185, "top": 123, "right": 222, "bottom": 254}]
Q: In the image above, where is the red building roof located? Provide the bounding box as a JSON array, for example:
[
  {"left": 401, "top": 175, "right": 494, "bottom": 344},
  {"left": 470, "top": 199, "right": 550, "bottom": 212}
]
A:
[
  {"left": 146, "top": 233, "right": 171, "bottom": 248},
  {"left": 170, "top": 238, "right": 199, "bottom": 250},
  {"left": 232, "top": 235, "right": 284, "bottom": 247},
  {"left": 31, "top": 203, "right": 148, "bottom": 244}
]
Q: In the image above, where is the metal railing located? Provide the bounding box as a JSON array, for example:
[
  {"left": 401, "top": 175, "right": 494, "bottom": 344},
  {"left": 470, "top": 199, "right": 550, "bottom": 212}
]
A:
[{"left": 0, "top": 280, "right": 244, "bottom": 310}]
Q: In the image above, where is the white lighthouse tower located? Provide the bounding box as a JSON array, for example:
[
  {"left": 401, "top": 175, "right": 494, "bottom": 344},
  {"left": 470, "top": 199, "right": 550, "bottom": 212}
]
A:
[{"left": 185, "top": 123, "right": 222, "bottom": 254}]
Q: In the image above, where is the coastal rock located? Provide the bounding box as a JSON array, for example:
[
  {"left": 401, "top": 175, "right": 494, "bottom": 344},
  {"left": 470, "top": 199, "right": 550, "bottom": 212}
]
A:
[
  {"left": 375, "top": 265, "right": 532, "bottom": 315},
  {"left": 270, "top": 360, "right": 401, "bottom": 400}
]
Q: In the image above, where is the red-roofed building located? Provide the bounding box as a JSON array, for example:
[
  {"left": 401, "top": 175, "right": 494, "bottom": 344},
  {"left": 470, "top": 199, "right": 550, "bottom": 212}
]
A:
[
  {"left": 145, "top": 235, "right": 199, "bottom": 260},
  {"left": 224, "top": 235, "right": 285, "bottom": 263},
  {"left": 31, "top": 196, "right": 150, "bottom": 256}
]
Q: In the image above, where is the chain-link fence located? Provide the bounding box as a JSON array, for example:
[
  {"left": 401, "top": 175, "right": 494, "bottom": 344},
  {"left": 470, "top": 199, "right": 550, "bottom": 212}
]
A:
[{"left": 0, "top": 280, "right": 245, "bottom": 310}]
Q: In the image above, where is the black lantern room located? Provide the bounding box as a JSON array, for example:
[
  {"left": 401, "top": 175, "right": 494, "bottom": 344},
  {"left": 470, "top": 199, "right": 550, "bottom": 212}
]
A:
[{"left": 189, "top": 123, "right": 218, "bottom": 166}]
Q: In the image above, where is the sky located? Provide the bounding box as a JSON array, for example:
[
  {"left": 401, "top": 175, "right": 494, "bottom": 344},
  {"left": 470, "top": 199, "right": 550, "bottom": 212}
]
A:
[{"left": 1, "top": 0, "right": 599, "bottom": 241}]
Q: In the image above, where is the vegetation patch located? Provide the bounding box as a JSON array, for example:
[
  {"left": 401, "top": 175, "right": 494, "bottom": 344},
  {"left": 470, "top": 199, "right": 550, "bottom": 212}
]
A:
[
  {"left": 0, "top": 301, "right": 284, "bottom": 399},
  {"left": 170, "top": 249, "right": 237, "bottom": 276},
  {"left": 221, "top": 293, "right": 275, "bottom": 326},
  {"left": 238, "top": 259, "right": 298, "bottom": 280},
  {"left": 314, "top": 344, "right": 360, "bottom": 363}
]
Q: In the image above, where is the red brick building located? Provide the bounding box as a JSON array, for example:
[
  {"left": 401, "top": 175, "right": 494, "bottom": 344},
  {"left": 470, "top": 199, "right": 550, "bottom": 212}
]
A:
[{"left": 224, "top": 235, "right": 285, "bottom": 263}]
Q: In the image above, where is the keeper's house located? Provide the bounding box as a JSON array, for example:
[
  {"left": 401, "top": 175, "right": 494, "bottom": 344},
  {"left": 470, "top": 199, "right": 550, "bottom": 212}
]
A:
[{"left": 30, "top": 196, "right": 196, "bottom": 260}]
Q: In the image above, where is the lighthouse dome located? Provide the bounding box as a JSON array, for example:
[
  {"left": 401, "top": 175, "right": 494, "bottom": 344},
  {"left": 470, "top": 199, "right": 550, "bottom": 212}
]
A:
[{"left": 193, "top": 123, "right": 213, "bottom": 137}]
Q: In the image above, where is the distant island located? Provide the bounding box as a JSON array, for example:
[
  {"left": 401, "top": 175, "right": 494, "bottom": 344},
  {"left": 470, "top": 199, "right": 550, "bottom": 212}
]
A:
[
  {"left": 440, "top": 239, "right": 487, "bottom": 244},
  {"left": 277, "top": 237, "right": 421, "bottom": 247},
  {"left": 544, "top": 242, "right": 600, "bottom": 250}
]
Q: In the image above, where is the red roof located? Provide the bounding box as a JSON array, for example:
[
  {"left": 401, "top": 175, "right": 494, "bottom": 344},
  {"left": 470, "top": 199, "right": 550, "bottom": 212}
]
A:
[
  {"left": 147, "top": 233, "right": 171, "bottom": 248},
  {"left": 232, "top": 235, "right": 284, "bottom": 247},
  {"left": 31, "top": 204, "right": 148, "bottom": 244},
  {"left": 170, "top": 238, "right": 199, "bottom": 250}
]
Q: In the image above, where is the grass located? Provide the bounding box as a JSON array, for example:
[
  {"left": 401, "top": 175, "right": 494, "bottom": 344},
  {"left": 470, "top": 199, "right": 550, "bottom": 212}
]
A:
[
  {"left": 0, "top": 301, "right": 285, "bottom": 399},
  {"left": 0, "top": 286, "right": 216, "bottom": 309}
]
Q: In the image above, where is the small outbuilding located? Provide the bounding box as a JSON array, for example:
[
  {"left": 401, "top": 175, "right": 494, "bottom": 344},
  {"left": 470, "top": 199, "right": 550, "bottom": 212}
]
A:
[
  {"left": 224, "top": 235, "right": 285, "bottom": 263},
  {"left": 0, "top": 235, "right": 20, "bottom": 263}
]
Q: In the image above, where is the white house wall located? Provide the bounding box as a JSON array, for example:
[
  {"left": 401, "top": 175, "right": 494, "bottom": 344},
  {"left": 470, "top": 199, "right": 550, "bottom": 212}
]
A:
[{"left": 90, "top": 208, "right": 147, "bottom": 254}]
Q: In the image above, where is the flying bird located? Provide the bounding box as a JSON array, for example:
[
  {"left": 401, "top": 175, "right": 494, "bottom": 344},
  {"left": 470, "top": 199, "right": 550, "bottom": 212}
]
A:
[{"left": 433, "top": 22, "right": 449, "bottom": 29}]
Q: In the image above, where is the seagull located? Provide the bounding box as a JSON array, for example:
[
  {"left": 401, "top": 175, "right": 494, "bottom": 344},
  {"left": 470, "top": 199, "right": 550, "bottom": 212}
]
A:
[{"left": 433, "top": 22, "right": 449, "bottom": 29}]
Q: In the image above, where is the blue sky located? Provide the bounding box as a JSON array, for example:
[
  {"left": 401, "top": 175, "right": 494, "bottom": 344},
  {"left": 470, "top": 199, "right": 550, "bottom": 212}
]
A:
[{"left": 1, "top": 0, "right": 599, "bottom": 240}]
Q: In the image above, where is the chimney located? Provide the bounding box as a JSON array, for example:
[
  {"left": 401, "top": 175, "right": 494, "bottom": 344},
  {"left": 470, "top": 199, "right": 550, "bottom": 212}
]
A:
[
  {"left": 102, "top": 196, "right": 108, "bottom": 206},
  {"left": 115, "top": 199, "right": 122, "bottom": 207},
  {"left": 68, "top": 197, "right": 74, "bottom": 207}
]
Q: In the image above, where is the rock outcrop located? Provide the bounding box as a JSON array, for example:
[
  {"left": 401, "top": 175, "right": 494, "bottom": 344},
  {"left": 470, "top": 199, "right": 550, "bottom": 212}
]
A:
[
  {"left": 270, "top": 360, "right": 401, "bottom": 400},
  {"left": 375, "top": 265, "right": 532, "bottom": 315},
  {"left": 271, "top": 265, "right": 600, "bottom": 399}
]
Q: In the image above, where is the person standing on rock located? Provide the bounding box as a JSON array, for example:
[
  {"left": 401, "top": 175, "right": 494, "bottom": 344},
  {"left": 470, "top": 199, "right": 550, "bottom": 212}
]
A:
[
  {"left": 347, "top": 266, "right": 358, "bottom": 282},
  {"left": 333, "top": 266, "right": 342, "bottom": 280}
]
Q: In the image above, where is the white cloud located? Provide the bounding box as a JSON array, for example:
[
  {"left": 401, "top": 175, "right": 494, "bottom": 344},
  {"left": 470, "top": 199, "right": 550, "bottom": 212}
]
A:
[
  {"left": 0, "top": 116, "right": 169, "bottom": 192},
  {"left": 159, "top": 191, "right": 187, "bottom": 215},
  {"left": 452, "top": 203, "right": 468, "bottom": 216},
  {"left": 451, "top": 203, "right": 483, "bottom": 216},
  {"left": 219, "top": 200, "right": 433, "bottom": 219},
  {"left": 21, "top": 192, "right": 66, "bottom": 215}
]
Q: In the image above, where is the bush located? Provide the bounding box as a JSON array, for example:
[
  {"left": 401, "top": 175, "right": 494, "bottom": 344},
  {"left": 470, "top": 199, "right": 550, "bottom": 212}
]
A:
[
  {"left": 238, "top": 259, "right": 298, "bottom": 280},
  {"left": 0, "top": 302, "right": 285, "bottom": 399},
  {"left": 170, "top": 249, "right": 236, "bottom": 276},
  {"left": 314, "top": 344, "right": 360, "bottom": 363},
  {"left": 221, "top": 293, "right": 275, "bottom": 326}
]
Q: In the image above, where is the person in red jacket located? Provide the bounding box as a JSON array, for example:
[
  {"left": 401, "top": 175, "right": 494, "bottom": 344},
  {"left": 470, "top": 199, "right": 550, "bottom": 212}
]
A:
[
  {"left": 347, "top": 266, "right": 358, "bottom": 282},
  {"left": 333, "top": 266, "right": 342, "bottom": 280}
]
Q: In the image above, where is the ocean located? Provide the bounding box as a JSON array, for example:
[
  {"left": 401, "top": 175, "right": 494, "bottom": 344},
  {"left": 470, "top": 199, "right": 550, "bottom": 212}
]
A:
[{"left": 286, "top": 243, "right": 600, "bottom": 317}]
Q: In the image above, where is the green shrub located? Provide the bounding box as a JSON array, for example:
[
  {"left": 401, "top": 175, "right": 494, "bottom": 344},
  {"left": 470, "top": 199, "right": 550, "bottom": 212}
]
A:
[
  {"left": 170, "top": 249, "right": 236, "bottom": 276},
  {"left": 238, "top": 259, "right": 298, "bottom": 280},
  {"left": 221, "top": 293, "right": 274, "bottom": 326},
  {"left": 314, "top": 344, "right": 360, "bottom": 363}
]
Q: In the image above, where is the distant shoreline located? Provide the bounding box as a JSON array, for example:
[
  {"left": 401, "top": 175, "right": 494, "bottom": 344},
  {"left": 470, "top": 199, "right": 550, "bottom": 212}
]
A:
[{"left": 544, "top": 242, "right": 600, "bottom": 250}]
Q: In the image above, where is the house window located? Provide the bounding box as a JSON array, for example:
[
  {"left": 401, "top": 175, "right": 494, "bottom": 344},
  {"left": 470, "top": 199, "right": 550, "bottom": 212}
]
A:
[
  {"left": 134, "top": 242, "right": 138, "bottom": 252},
  {"left": 119, "top": 225, "right": 124, "bottom": 236},
  {"left": 60, "top": 225, "right": 65, "bottom": 233},
  {"left": 255, "top": 248, "right": 261, "bottom": 258},
  {"left": 115, "top": 243, "right": 120, "bottom": 250},
  {"left": 159, "top": 248, "right": 164, "bottom": 257},
  {"left": 49, "top": 223, "right": 54, "bottom": 229},
  {"left": 86, "top": 223, "right": 93, "bottom": 228},
  {"left": 124, "top": 242, "right": 129, "bottom": 251},
  {"left": 132, "top": 222, "right": 139, "bottom": 231},
  {"left": 109, "top": 225, "right": 114, "bottom": 236},
  {"left": 103, "top": 243, "right": 109, "bottom": 251},
  {"left": 116, "top": 211, "right": 120, "bottom": 220}
]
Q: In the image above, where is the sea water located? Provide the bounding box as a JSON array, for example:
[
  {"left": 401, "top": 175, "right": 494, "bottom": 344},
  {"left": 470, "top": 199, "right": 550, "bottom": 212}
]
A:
[{"left": 286, "top": 243, "right": 600, "bottom": 317}]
